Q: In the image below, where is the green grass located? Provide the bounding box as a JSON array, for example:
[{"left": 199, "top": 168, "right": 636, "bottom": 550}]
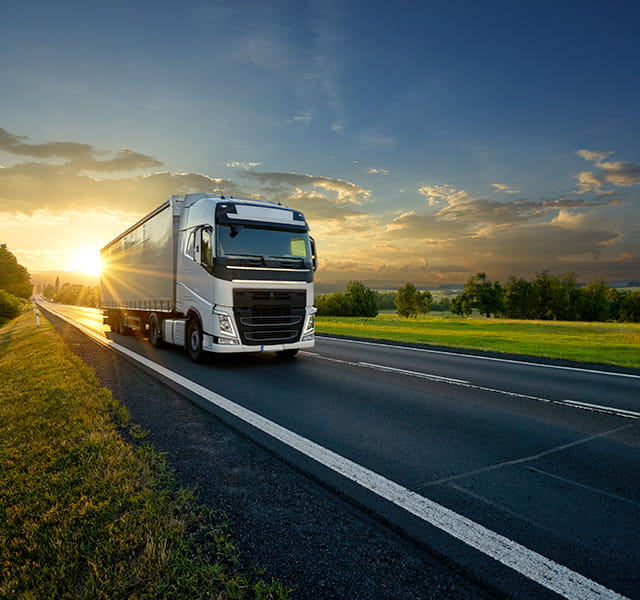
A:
[
  {"left": 316, "top": 314, "right": 640, "bottom": 369},
  {"left": 0, "top": 310, "right": 291, "bottom": 600}
]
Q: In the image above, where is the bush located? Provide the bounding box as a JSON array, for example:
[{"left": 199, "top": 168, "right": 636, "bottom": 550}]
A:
[
  {"left": 316, "top": 281, "right": 378, "bottom": 317},
  {"left": 620, "top": 291, "right": 640, "bottom": 322},
  {"left": 0, "top": 290, "right": 23, "bottom": 324}
]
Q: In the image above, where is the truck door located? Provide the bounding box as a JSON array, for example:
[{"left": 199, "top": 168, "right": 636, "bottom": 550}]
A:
[{"left": 179, "top": 226, "right": 213, "bottom": 310}]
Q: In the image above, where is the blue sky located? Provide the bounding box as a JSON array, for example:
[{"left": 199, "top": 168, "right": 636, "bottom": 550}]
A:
[{"left": 1, "top": 0, "right": 639, "bottom": 286}]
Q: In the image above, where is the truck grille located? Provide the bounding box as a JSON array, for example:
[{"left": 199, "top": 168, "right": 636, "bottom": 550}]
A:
[{"left": 233, "top": 290, "right": 306, "bottom": 345}]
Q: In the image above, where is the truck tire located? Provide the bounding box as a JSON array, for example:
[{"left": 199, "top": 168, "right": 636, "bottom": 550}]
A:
[
  {"left": 186, "top": 316, "right": 204, "bottom": 363},
  {"left": 148, "top": 313, "right": 164, "bottom": 348}
]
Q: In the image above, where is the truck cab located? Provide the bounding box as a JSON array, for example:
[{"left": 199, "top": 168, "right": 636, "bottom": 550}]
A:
[{"left": 171, "top": 194, "right": 317, "bottom": 359}]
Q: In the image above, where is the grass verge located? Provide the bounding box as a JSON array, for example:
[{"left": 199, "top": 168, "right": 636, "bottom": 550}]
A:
[
  {"left": 316, "top": 314, "right": 640, "bottom": 369},
  {"left": 0, "top": 310, "right": 291, "bottom": 600}
]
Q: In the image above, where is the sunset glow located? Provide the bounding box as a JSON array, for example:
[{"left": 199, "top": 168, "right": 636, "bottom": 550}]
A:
[
  {"left": 1, "top": 1, "right": 639, "bottom": 287},
  {"left": 65, "top": 248, "right": 102, "bottom": 278}
]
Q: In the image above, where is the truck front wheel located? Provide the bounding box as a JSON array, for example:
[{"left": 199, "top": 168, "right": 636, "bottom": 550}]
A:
[{"left": 186, "top": 316, "right": 204, "bottom": 362}]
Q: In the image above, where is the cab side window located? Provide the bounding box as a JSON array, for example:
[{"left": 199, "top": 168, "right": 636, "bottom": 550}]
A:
[
  {"left": 185, "top": 230, "right": 196, "bottom": 260},
  {"left": 201, "top": 228, "right": 213, "bottom": 267}
]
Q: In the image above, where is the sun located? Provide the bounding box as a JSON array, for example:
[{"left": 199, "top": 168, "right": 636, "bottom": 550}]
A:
[{"left": 66, "top": 248, "right": 103, "bottom": 277}]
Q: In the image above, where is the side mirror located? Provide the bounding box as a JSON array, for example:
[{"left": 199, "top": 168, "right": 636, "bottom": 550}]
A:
[{"left": 310, "top": 237, "right": 318, "bottom": 272}]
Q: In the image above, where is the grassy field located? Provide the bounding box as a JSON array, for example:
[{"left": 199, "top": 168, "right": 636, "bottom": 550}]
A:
[
  {"left": 0, "top": 310, "right": 290, "bottom": 600},
  {"left": 316, "top": 314, "right": 640, "bottom": 369}
]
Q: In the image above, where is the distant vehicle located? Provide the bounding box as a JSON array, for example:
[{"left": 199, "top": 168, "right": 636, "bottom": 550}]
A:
[{"left": 100, "top": 194, "right": 317, "bottom": 361}]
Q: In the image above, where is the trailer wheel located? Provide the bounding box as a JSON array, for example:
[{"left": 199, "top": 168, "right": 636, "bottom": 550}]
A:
[
  {"left": 148, "top": 313, "right": 164, "bottom": 348},
  {"left": 186, "top": 316, "right": 204, "bottom": 363}
]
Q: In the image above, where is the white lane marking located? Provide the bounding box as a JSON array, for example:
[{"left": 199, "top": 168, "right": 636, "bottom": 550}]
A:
[
  {"left": 41, "top": 303, "right": 631, "bottom": 600},
  {"left": 357, "top": 361, "right": 470, "bottom": 384},
  {"left": 317, "top": 335, "right": 640, "bottom": 380},
  {"left": 302, "top": 351, "right": 640, "bottom": 421},
  {"left": 302, "top": 352, "right": 470, "bottom": 384}
]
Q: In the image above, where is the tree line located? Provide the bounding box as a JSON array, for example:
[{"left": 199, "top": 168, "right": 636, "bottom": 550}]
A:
[
  {"left": 40, "top": 278, "right": 101, "bottom": 308},
  {"left": 315, "top": 281, "right": 451, "bottom": 318},
  {"left": 315, "top": 273, "right": 640, "bottom": 323},
  {"left": 451, "top": 271, "right": 640, "bottom": 322}
]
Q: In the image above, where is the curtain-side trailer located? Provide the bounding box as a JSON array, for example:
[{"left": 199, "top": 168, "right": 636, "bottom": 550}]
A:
[{"left": 100, "top": 193, "right": 317, "bottom": 361}]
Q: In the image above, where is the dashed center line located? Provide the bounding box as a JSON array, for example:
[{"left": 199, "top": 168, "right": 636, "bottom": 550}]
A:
[{"left": 301, "top": 351, "right": 640, "bottom": 421}]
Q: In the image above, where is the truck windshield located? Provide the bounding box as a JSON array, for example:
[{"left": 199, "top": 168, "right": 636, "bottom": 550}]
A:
[{"left": 216, "top": 224, "right": 312, "bottom": 265}]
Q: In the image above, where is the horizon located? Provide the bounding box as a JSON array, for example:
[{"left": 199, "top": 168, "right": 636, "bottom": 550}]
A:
[{"left": 2, "top": 1, "right": 639, "bottom": 285}]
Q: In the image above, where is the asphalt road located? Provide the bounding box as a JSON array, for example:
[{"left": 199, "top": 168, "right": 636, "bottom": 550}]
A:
[{"left": 38, "top": 301, "right": 640, "bottom": 600}]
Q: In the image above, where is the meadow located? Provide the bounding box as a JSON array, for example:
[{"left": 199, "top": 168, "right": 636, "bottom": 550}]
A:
[
  {"left": 315, "top": 314, "right": 640, "bottom": 369},
  {"left": 0, "top": 310, "right": 290, "bottom": 599}
]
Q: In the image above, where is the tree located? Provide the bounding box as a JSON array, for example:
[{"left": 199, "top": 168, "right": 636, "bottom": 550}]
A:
[
  {"left": 344, "top": 280, "right": 378, "bottom": 317},
  {"left": 450, "top": 293, "right": 472, "bottom": 317},
  {"left": 316, "top": 292, "right": 354, "bottom": 316},
  {"left": 502, "top": 276, "right": 536, "bottom": 319},
  {"left": 620, "top": 291, "right": 640, "bottom": 322},
  {"left": 576, "top": 279, "right": 613, "bottom": 322},
  {"left": 374, "top": 291, "right": 397, "bottom": 310},
  {"left": 430, "top": 297, "right": 451, "bottom": 312},
  {"left": 0, "top": 244, "right": 32, "bottom": 299},
  {"left": 395, "top": 283, "right": 432, "bottom": 318},
  {"left": 460, "top": 272, "right": 503, "bottom": 318}
]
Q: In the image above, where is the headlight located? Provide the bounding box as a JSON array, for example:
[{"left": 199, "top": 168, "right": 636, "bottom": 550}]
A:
[
  {"left": 304, "top": 313, "right": 315, "bottom": 333},
  {"left": 302, "top": 312, "right": 315, "bottom": 341},
  {"left": 215, "top": 311, "right": 236, "bottom": 336}
]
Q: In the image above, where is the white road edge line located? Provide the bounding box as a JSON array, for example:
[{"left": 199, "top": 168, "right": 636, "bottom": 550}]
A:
[
  {"left": 317, "top": 335, "right": 640, "bottom": 380},
  {"left": 42, "top": 305, "right": 630, "bottom": 600}
]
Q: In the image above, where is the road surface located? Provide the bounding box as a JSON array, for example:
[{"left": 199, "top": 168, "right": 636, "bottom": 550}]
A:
[{"left": 38, "top": 300, "right": 640, "bottom": 599}]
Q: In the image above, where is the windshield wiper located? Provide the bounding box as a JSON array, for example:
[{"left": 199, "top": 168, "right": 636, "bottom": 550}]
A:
[
  {"left": 267, "top": 256, "right": 306, "bottom": 266},
  {"left": 225, "top": 253, "right": 266, "bottom": 265}
]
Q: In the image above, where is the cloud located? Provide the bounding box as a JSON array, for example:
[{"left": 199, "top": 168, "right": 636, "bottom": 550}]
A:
[
  {"left": 575, "top": 149, "right": 640, "bottom": 193},
  {"left": 366, "top": 167, "right": 389, "bottom": 175},
  {"left": 0, "top": 163, "right": 234, "bottom": 215},
  {"left": 241, "top": 170, "right": 370, "bottom": 205},
  {"left": 418, "top": 184, "right": 474, "bottom": 207},
  {"left": 576, "top": 149, "right": 612, "bottom": 163},
  {"left": 491, "top": 183, "right": 521, "bottom": 194},
  {"left": 0, "top": 127, "right": 94, "bottom": 160},
  {"left": 72, "top": 148, "right": 163, "bottom": 172},
  {"left": 0, "top": 128, "right": 162, "bottom": 174},
  {"left": 226, "top": 161, "right": 263, "bottom": 169},
  {"left": 287, "top": 112, "right": 313, "bottom": 126},
  {"left": 417, "top": 183, "right": 621, "bottom": 230}
]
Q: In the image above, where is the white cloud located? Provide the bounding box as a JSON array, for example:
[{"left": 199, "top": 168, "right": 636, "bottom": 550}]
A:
[
  {"left": 491, "top": 183, "right": 521, "bottom": 194},
  {"left": 575, "top": 149, "right": 640, "bottom": 193},
  {"left": 288, "top": 112, "right": 313, "bottom": 126},
  {"left": 576, "top": 149, "right": 612, "bottom": 163},
  {"left": 226, "top": 161, "right": 263, "bottom": 169}
]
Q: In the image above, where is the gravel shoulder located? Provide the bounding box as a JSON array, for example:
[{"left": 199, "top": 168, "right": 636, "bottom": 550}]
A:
[{"left": 47, "top": 312, "right": 497, "bottom": 600}]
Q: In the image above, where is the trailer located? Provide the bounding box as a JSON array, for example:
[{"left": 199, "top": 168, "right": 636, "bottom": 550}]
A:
[{"left": 100, "top": 194, "right": 317, "bottom": 361}]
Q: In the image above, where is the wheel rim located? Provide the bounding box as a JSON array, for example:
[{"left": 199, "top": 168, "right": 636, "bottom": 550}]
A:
[
  {"left": 189, "top": 325, "right": 200, "bottom": 352},
  {"left": 150, "top": 316, "right": 159, "bottom": 344}
]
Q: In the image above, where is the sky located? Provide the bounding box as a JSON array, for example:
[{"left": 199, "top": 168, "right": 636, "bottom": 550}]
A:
[{"left": 1, "top": 0, "right": 639, "bottom": 288}]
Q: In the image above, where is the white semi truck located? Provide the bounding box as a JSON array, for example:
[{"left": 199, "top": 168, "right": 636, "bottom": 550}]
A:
[{"left": 100, "top": 193, "right": 317, "bottom": 361}]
